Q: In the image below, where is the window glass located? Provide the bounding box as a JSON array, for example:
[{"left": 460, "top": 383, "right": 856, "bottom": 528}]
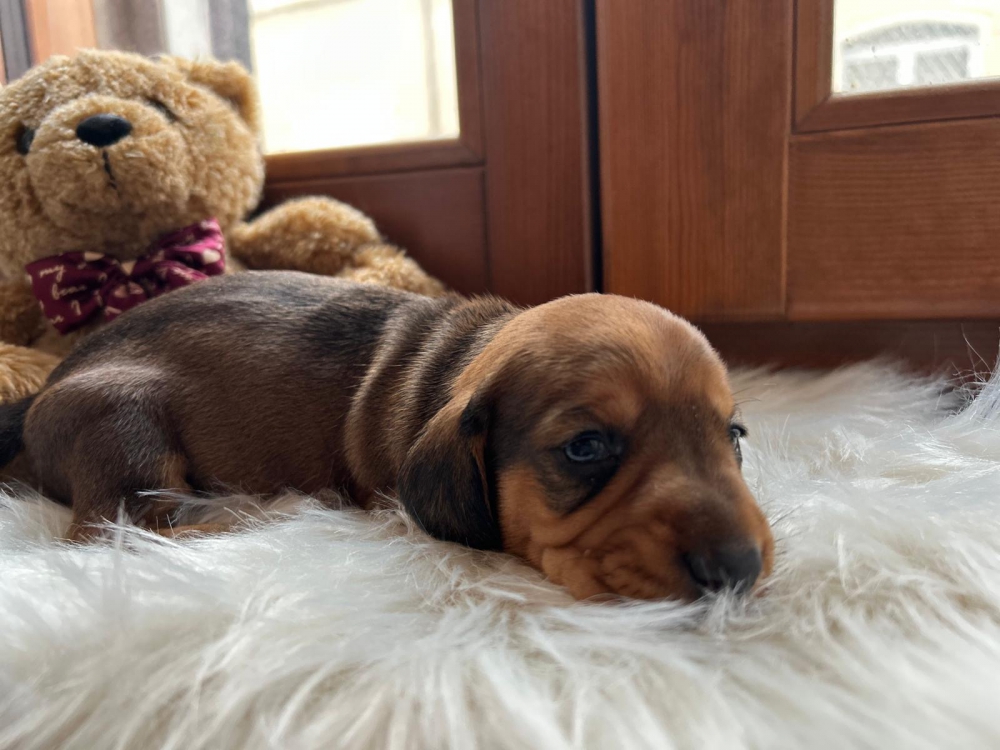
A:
[
  {"left": 833, "top": 1, "right": 1000, "bottom": 94},
  {"left": 249, "top": 0, "right": 460, "bottom": 154},
  {"left": 86, "top": 0, "right": 460, "bottom": 154}
]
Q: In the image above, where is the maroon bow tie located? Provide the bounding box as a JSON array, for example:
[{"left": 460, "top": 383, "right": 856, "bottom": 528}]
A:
[{"left": 25, "top": 218, "right": 226, "bottom": 335}]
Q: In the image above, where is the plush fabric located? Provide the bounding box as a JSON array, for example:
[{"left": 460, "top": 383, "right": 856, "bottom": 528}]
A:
[
  {"left": 2, "top": 361, "right": 1000, "bottom": 750},
  {"left": 0, "top": 50, "right": 444, "bottom": 401}
]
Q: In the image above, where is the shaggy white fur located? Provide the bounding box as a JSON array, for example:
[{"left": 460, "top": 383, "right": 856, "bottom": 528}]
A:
[{"left": 3, "top": 362, "right": 1000, "bottom": 750}]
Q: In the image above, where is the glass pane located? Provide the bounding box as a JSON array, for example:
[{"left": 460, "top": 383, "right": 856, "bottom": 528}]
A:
[
  {"left": 249, "top": 0, "right": 460, "bottom": 154},
  {"left": 832, "top": 1, "right": 1000, "bottom": 94},
  {"left": 88, "top": 0, "right": 460, "bottom": 155}
]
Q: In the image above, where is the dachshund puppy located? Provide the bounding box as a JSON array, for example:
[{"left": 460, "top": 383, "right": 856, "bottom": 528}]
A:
[{"left": 0, "top": 272, "right": 773, "bottom": 601}]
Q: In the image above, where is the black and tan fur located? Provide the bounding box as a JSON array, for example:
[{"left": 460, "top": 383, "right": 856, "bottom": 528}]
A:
[{"left": 0, "top": 271, "right": 774, "bottom": 601}]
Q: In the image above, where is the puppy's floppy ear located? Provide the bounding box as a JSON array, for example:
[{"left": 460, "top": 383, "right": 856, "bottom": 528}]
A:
[
  {"left": 397, "top": 384, "right": 502, "bottom": 551},
  {"left": 158, "top": 57, "right": 261, "bottom": 133}
]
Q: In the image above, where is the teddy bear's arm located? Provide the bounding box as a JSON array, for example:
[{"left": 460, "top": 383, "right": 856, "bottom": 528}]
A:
[
  {"left": 0, "top": 343, "right": 60, "bottom": 402},
  {"left": 228, "top": 196, "right": 381, "bottom": 277},
  {"left": 227, "top": 196, "right": 445, "bottom": 296}
]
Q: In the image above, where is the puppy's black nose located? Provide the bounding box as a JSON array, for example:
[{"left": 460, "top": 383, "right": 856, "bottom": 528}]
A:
[
  {"left": 76, "top": 114, "right": 132, "bottom": 147},
  {"left": 683, "top": 544, "right": 762, "bottom": 593}
]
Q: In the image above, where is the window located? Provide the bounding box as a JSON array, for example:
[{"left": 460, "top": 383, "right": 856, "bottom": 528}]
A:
[
  {"left": 838, "top": 21, "right": 983, "bottom": 93},
  {"left": 6, "top": 0, "right": 461, "bottom": 155},
  {"left": 832, "top": 0, "right": 1000, "bottom": 95},
  {"left": 248, "top": 0, "right": 459, "bottom": 154}
]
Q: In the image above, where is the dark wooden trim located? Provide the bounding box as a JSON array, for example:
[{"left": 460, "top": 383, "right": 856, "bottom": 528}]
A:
[
  {"left": 582, "top": 0, "right": 603, "bottom": 293},
  {"left": 478, "top": 0, "right": 593, "bottom": 305},
  {"left": 24, "top": 0, "right": 97, "bottom": 61},
  {"left": 795, "top": 81, "right": 1000, "bottom": 134},
  {"left": 700, "top": 319, "right": 1000, "bottom": 376},
  {"left": 264, "top": 167, "right": 488, "bottom": 295},
  {"left": 787, "top": 117, "right": 1000, "bottom": 321},
  {"left": 793, "top": 0, "right": 834, "bottom": 129},
  {"left": 598, "top": 0, "right": 792, "bottom": 320},
  {"left": 265, "top": 139, "right": 482, "bottom": 183},
  {"left": 264, "top": 0, "right": 484, "bottom": 183},
  {"left": 452, "top": 0, "right": 484, "bottom": 158}
]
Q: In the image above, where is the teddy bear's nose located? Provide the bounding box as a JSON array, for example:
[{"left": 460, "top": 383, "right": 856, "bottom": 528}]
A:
[{"left": 76, "top": 114, "right": 133, "bottom": 148}]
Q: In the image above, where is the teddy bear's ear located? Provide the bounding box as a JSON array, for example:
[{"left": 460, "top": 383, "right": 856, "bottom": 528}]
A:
[{"left": 159, "top": 57, "right": 261, "bottom": 133}]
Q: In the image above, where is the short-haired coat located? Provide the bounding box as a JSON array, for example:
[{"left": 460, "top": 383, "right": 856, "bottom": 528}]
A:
[{"left": 0, "top": 272, "right": 773, "bottom": 601}]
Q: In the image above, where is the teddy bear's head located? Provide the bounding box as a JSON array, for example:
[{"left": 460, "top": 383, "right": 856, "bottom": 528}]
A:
[{"left": 0, "top": 50, "right": 264, "bottom": 280}]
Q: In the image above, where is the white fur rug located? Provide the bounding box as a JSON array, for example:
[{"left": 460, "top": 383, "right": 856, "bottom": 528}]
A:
[{"left": 3, "top": 362, "right": 1000, "bottom": 750}]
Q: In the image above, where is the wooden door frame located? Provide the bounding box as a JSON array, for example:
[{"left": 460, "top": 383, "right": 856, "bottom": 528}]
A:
[
  {"left": 597, "top": 0, "right": 1000, "bottom": 370},
  {"left": 477, "top": 0, "right": 595, "bottom": 304},
  {"left": 266, "top": 0, "right": 484, "bottom": 183},
  {"left": 597, "top": 0, "right": 793, "bottom": 321},
  {"left": 265, "top": 0, "right": 594, "bottom": 305},
  {"left": 795, "top": 0, "right": 1000, "bottom": 133},
  {"left": 788, "top": 1, "right": 1000, "bottom": 322}
]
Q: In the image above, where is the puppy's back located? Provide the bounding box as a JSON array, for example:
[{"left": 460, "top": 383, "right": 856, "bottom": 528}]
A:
[
  {"left": 32, "top": 271, "right": 460, "bottom": 496},
  {"left": 48, "top": 271, "right": 427, "bottom": 384}
]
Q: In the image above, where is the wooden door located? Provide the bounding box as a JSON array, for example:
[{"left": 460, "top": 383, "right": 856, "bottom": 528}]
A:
[
  {"left": 263, "top": 0, "right": 595, "bottom": 304},
  {"left": 597, "top": 0, "right": 1000, "bottom": 367},
  {"left": 5, "top": 0, "right": 594, "bottom": 305}
]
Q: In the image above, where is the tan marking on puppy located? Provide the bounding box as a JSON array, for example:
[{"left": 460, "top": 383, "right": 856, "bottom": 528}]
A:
[
  {"left": 15, "top": 274, "right": 773, "bottom": 602},
  {"left": 63, "top": 450, "right": 191, "bottom": 542},
  {"left": 474, "top": 294, "right": 773, "bottom": 600}
]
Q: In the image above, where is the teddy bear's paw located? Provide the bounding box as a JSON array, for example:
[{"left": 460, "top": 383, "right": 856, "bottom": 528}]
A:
[
  {"left": 0, "top": 281, "right": 48, "bottom": 347},
  {"left": 0, "top": 344, "right": 59, "bottom": 403},
  {"left": 340, "top": 244, "right": 447, "bottom": 297},
  {"left": 231, "top": 196, "right": 384, "bottom": 276}
]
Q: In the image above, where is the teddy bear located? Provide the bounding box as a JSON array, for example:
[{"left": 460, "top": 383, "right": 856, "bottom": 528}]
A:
[{"left": 0, "top": 50, "right": 444, "bottom": 403}]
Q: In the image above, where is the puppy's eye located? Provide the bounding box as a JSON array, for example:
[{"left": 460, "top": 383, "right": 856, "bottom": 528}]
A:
[
  {"left": 564, "top": 431, "right": 612, "bottom": 463},
  {"left": 146, "top": 99, "right": 177, "bottom": 122},
  {"left": 729, "top": 422, "right": 747, "bottom": 466},
  {"left": 15, "top": 126, "right": 35, "bottom": 155},
  {"left": 553, "top": 429, "right": 624, "bottom": 512}
]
